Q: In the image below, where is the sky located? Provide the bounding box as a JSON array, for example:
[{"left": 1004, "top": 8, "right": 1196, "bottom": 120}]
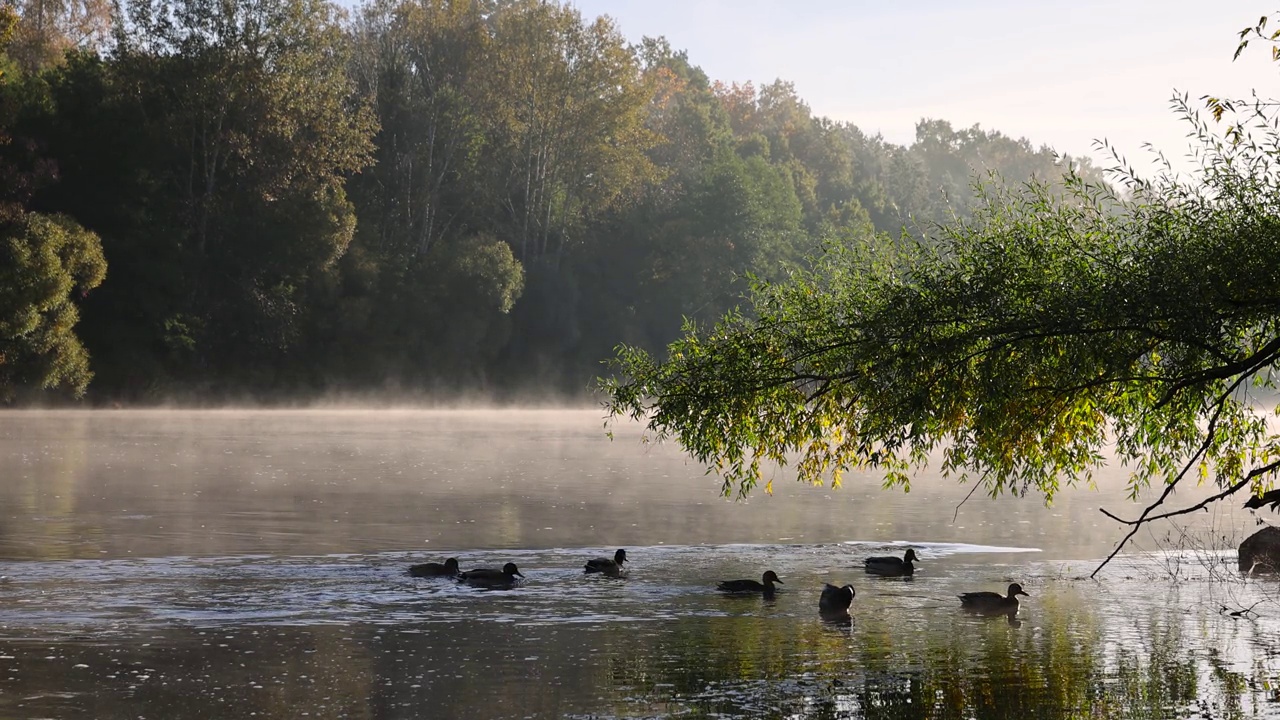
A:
[{"left": 570, "top": 1, "right": 1277, "bottom": 175}]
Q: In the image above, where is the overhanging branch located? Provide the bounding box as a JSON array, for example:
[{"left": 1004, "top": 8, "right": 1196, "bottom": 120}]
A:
[
  {"left": 1093, "top": 456, "right": 1280, "bottom": 578},
  {"left": 1092, "top": 391, "right": 1232, "bottom": 578}
]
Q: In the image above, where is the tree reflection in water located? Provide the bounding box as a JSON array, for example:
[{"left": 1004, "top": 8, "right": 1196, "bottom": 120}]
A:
[
  {"left": 0, "top": 568, "right": 1274, "bottom": 718},
  {"left": 590, "top": 600, "right": 1260, "bottom": 719}
]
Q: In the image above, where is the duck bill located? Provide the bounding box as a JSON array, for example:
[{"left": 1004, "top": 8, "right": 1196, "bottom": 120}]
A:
[
  {"left": 515, "top": 571, "right": 525, "bottom": 578},
  {"left": 775, "top": 579, "right": 784, "bottom": 584},
  {"left": 1017, "top": 590, "right": 1030, "bottom": 597}
]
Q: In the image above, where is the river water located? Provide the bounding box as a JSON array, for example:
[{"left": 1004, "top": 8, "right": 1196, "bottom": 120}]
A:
[{"left": 0, "top": 409, "right": 1277, "bottom": 719}]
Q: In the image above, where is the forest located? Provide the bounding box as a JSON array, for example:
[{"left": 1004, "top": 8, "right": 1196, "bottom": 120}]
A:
[{"left": 0, "top": 0, "right": 1105, "bottom": 404}]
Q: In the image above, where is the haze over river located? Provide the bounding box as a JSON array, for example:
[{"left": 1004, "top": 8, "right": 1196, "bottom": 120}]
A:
[{"left": 1, "top": 409, "right": 1278, "bottom": 719}]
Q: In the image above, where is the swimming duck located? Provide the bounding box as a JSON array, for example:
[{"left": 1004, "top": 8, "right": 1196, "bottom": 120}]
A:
[
  {"left": 458, "top": 562, "right": 524, "bottom": 589},
  {"left": 819, "top": 583, "right": 855, "bottom": 614},
  {"left": 407, "top": 557, "right": 459, "bottom": 578},
  {"left": 959, "top": 583, "right": 1029, "bottom": 613},
  {"left": 584, "top": 549, "right": 628, "bottom": 577},
  {"left": 717, "top": 571, "right": 783, "bottom": 594},
  {"left": 864, "top": 548, "right": 918, "bottom": 576}
]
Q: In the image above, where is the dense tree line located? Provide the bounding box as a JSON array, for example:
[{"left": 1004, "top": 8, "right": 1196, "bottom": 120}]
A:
[{"left": 0, "top": 0, "right": 1104, "bottom": 403}]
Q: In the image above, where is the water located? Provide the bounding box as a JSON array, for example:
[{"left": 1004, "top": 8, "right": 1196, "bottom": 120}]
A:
[{"left": 0, "top": 409, "right": 1277, "bottom": 719}]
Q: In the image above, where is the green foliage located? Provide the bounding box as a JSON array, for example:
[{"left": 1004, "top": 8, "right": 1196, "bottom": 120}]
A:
[
  {"left": 643, "top": 149, "right": 805, "bottom": 321},
  {"left": 346, "top": 0, "right": 490, "bottom": 258},
  {"left": 482, "top": 1, "right": 658, "bottom": 260},
  {"left": 0, "top": 211, "right": 105, "bottom": 399},
  {"left": 440, "top": 235, "right": 525, "bottom": 315},
  {"left": 0, "top": 9, "right": 106, "bottom": 402},
  {"left": 604, "top": 96, "right": 1280, "bottom": 510}
]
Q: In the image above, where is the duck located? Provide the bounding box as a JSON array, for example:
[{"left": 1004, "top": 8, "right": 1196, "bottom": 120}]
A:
[
  {"left": 864, "top": 548, "right": 918, "bottom": 576},
  {"left": 458, "top": 562, "right": 524, "bottom": 589},
  {"left": 819, "top": 583, "right": 855, "bottom": 615},
  {"left": 584, "top": 549, "right": 628, "bottom": 577},
  {"left": 717, "top": 571, "right": 783, "bottom": 594},
  {"left": 407, "top": 557, "right": 459, "bottom": 578},
  {"left": 959, "top": 583, "right": 1029, "bottom": 614}
]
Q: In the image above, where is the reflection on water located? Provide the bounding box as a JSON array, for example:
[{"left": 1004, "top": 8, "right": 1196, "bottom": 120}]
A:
[{"left": 0, "top": 410, "right": 1277, "bottom": 718}]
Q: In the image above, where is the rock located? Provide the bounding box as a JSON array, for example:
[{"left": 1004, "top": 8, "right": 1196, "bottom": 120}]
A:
[{"left": 1238, "top": 526, "right": 1280, "bottom": 573}]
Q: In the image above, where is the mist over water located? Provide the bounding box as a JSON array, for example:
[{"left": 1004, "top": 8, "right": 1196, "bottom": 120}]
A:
[
  {"left": 1, "top": 407, "right": 1236, "bottom": 561},
  {"left": 0, "top": 409, "right": 1276, "bottom": 719}
]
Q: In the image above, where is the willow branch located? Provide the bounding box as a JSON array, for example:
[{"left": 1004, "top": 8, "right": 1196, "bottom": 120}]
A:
[
  {"left": 1091, "top": 399, "right": 1228, "bottom": 578},
  {"left": 1093, "top": 457, "right": 1280, "bottom": 578},
  {"left": 1155, "top": 334, "right": 1280, "bottom": 407}
]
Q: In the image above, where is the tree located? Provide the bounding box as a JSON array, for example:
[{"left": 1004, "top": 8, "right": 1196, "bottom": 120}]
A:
[
  {"left": 640, "top": 149, "right": 805, "bottom": 325},
  {"left": 0, "top": 212, "right": 106, "bottom": 399},
  {"left": 347, "top": 0, "right": 491, "bottom": 257},
  {"left": 50, "top": 0, "right": 377, "bottom": 393},
  {"left": 325, "top": 0, "right": 530, "bottom": 390},
  {"left": 4, "top": 0, "right": 110, "bottom": 72},
  {"left": 603, "top": 39, "right": 1280, "bottom": 576},
  {"left": 0, "top": 10, "right": 105, "bottom": 400},
  {"left": 635, "top": 37, "right": 731, "bottom": 181},
  {"left": 482, "top": 0, "right": 657, "bottom": 261}
]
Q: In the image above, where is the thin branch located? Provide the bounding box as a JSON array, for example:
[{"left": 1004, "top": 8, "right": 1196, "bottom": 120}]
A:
[
  {"left": 1155, "top": 335, "right": 1280, "bottom": 407},
  {"left": 1024, "top": 372, "right": 1167, "bottom": 397},
  {"left": 1131, "top": 462, "right": 1278, "bottom": 523},
  {"left": 806, "top": 378, "right": 834, "bottom": 401},
  {"left": 1224, "top": 600, "right": 1265, "bottom": 618},
  {"left": 953, "top": 478, "right": 983, "bottom": 523},
  {"left": 1093, "top": 457, "right": 1280, "bottom": 578},
  {"left": 1091, "top": 399, "right": 1229, "bottom": 578}
]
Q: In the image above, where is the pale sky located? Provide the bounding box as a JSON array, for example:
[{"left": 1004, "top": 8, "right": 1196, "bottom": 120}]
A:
[{"left": 571, "top": 1, "right": 1278, "bottom": 175}]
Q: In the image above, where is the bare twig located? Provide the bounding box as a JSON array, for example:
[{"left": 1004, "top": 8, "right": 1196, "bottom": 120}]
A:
[
  {"left": 953, "top": 478, "right": 983, "bottom": 523},
  {"left": 1092, "top": 458, "right": 1280, "bottom": 578},
  {"left": 1155, "top": 335, "right": 1280, "bottom": 408},
  {"left": 1093, "top": 402, "right": 1228, "bottom": 578},
  {"left": 1224, "top": 600, "right": 1265, "bottom": 618},
  {"left": 1091, "top": 368, "right": 1270, "bottom": 577}
]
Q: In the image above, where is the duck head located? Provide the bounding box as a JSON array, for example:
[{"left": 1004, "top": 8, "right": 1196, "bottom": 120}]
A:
[
  {"left": 614, "top": 549, "right": 628, "bottom": 564},
  {"left": 444, "top": 558, "right": 460, "bottom": 572},
  {"left": 762, "top": 570, "right": 783, "bottom": 584},
  {"left": 1007, "top": 583, "right": 1029, "bottom": 598},
  {"left": 503, "top": 562, "right": 524, "bottom": 578},
  {"left": 903, "top": 549, "right": 919, "bottom": 563}
]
